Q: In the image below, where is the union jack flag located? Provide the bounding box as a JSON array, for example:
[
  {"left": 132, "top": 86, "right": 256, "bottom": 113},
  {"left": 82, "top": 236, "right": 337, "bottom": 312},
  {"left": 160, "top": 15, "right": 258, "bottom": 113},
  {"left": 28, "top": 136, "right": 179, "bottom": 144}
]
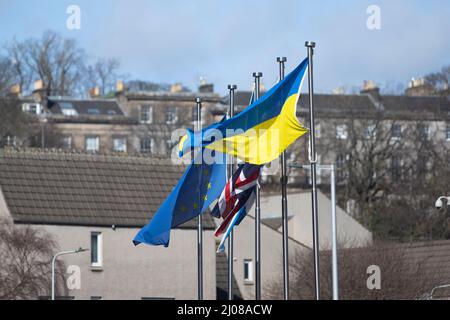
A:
[{"left": 211, "top": 163, "right": 262, "bottom": 252}]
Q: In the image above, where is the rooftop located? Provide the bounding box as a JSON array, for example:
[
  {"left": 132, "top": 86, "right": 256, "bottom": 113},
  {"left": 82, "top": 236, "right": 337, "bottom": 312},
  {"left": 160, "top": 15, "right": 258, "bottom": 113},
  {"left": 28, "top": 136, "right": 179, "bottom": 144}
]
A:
[{"left": 0, "top": 150, "right": 215, "bottom": 229}]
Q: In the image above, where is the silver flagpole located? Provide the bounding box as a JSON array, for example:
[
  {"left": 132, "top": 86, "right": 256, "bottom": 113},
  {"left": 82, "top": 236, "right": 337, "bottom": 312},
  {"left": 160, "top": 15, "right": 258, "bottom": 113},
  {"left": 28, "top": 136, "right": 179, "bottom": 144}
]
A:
[
  {"left": 330, "top": 164, "right": 339, "bottom": 300},
  {"left": 305, "top": 41, "right": 321, "bottom": 300},
  {"left": 227, "top": 84, "right": 237, "bottom": 300},
  {"left": 253, "top": 72, "right": 263, "bottom": 300},
  {"left": 196, "top": 97, "right": 203, "bottom": 300},
  {"left": 277, "top": 57, "right": 290, "bottom": 300}
]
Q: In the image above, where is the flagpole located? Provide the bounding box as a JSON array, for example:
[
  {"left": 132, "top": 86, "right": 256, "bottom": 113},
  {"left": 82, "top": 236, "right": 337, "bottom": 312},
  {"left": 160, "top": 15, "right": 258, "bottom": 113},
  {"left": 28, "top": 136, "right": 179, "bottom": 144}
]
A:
[
  {"left": 253, "top": 72, "right": 263, "bottom": 300},
  {"left": 277, "top": 57, "right": 290, "bottom": 300},
  {"left": 196, "top": 97, "right": 203, "bottom": 300},
  {"left": 305, "top": 41, "right": 321, "bottom": 300},
  {"left": 227, "top": 84, "right": 237, "bottom": 300}
]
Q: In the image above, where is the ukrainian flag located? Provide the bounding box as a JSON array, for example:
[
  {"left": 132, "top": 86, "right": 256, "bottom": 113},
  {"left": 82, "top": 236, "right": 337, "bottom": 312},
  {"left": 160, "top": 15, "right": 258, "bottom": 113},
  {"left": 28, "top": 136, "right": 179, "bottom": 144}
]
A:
[{"left": 179, "top": 58, "right": 309, "bottom": 165}]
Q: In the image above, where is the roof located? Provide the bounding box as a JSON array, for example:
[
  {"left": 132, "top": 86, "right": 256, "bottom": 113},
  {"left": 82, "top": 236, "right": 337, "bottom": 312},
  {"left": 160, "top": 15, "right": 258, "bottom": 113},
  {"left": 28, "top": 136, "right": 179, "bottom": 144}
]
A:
[
  {"left": 377, "top": 95, "right": 450, "bottom": 120},
  {"left": 47, "top": 98, "right": 125, "bottom": 116},
  {"left": 261, "top": 216, "right": 293, "bottom": 230},
  {"left": 221, "top": 91, "right": 450, "bottom": 120},
  {"left": 402, "top": 240, "right": 450, "bottom": 293},
  {"left": 0, "top": 150, "right": 215, "bottom": 229}
]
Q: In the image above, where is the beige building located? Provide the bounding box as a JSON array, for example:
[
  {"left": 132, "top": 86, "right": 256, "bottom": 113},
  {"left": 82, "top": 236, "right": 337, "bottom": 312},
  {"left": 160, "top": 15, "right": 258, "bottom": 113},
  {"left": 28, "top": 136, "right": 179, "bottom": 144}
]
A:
[{"left": 0, "top": 150, "right": 217, "bottom": 300}]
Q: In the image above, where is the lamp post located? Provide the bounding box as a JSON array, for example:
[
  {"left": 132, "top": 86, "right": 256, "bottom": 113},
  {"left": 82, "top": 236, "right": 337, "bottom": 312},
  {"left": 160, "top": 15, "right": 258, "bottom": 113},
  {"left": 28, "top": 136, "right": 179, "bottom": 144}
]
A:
[
  {"left": 289, "top": 163, "right": 340, "bottom": 300},
  {"left": 51, "top": 247, "right": 89, "bottom": 300}
]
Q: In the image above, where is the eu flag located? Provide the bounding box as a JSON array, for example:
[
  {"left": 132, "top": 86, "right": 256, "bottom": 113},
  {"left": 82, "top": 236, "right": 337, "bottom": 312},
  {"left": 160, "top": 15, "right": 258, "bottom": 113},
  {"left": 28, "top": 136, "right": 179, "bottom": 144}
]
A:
[{"left": 133, "top": 149, "right": 226, "bottom": 247}]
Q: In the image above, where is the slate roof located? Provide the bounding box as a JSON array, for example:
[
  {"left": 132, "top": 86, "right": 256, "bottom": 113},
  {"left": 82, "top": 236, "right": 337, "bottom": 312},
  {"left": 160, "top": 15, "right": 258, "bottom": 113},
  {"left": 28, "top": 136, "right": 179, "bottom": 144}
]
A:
[
  {"left": 47, "top": 98, "right": 125, "bottom": 116},
  {"left": 0, "top": 150, "right": 215, "bottom": 229},
  {"left": 221, "top": 91, "right": 450, "bottom": 120}
]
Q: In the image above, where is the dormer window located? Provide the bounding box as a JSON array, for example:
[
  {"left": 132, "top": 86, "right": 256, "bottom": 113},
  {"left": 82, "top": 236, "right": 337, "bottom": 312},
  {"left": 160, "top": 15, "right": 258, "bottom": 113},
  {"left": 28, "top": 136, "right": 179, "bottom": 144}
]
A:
[
  {"left": 87, "top": 108, "right": 100, "bottom": 115},
  {"left": 60, "top": 102, "right": 78, "bottom": 116}
]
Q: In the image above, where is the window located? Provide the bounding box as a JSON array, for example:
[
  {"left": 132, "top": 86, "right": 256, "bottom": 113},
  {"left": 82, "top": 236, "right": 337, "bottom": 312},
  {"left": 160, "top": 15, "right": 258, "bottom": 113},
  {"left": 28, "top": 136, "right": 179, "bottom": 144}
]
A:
[
  {"left": 166, "top": 106, "right": 178, "bottom": 124},
  {"left": 391, "top": 156, "right": 402, "bottom": 180},
  {"left": 336, "top": 124, "right": 348, "bottom": 140},
  {"left": 364, "top": 123, "right": 377, "bottom": 140},
  {"left": 1, "top": 134, "right": 16, "bottom": 147},
  {"left": 87, "top": 108, "right": 100, "bottom": 115},
  {"left": 336, "top": 154, "right": 346, "bottom": 181},
  {"left": 446, "top": 124, "right": 450, "bottom": 141},
  {"left": 113, "top": 137, "right": 127, "bottom": 153},
  {"left": 140, "top": 106, "right": 153, "bottom": 124},
  {"left": 22, "top": 103, "right": 42, "bottom": 115},
  {"left": 59, "top": 102, "right": 78, "bottom": 116},
  {"left": 61, "top": 136, "right": 72, "bottom": 150},
  {"left": 391, "top": 124, "right": 402, "bottom": 140},
  {"left": 417, "top": 156, "right": 427, "bottom": 176},
  {"left": 244, "top": 259, "right": 253, "bottom": 283},
  {"left": 140, "top": 137, "right": 155, "bottom": 154},
  {"left": 419, "top": 124, "right": 430, "bottom": 141},
  {"left": 85, "top": 136, "right": 100, "bottom": 153},
  {"left": 91, "top": 232, "right": 103, "bottom": 267}
]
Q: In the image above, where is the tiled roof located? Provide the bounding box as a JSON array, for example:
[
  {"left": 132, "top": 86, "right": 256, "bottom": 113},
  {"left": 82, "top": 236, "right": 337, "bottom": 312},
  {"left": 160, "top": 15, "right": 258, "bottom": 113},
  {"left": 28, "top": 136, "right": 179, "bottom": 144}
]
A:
[
  {"left": 0, "top": 150, "right": 215, "bottom": 229},
  {"left": 402, "top": 240, "right": 450, "bottom": 293}
]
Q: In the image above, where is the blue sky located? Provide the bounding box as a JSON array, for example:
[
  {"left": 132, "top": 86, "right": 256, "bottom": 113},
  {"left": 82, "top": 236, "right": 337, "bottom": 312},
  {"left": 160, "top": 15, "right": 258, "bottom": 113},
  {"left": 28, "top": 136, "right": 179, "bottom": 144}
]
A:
[{"left": 0, "top": 0, "right": 449, "bottom": 95}]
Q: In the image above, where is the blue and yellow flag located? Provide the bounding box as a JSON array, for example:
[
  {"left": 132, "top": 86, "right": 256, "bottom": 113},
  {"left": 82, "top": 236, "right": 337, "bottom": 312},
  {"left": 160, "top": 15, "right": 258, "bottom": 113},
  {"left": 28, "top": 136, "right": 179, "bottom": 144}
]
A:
[
  {"left": 133, "top": 150, "right": 226, "bottom": 247},
  {"left": 178, "top": 58, "right": 309, "bottom": 165}
]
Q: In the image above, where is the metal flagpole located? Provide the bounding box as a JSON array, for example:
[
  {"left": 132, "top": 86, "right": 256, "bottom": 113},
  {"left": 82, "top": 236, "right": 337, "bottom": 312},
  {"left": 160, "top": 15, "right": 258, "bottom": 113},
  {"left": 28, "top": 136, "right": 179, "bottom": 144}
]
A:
[
  {"left": 227, "top": 84, "right": 237, "bottom": 300},
  {"left": 330, "top": 164, "right": 339, "bottom": 300},
  {"left": 253, "top": 72, "right": 263, "bottom": 300},
  {"left": 305, "top": 41, "right": 321, "bottom": 300},
  {"left": 277, "top": 57, "right": 290, "bottom": 300},
  {"left": 196, "top": 97, "right": 203, "bottom": 300}
]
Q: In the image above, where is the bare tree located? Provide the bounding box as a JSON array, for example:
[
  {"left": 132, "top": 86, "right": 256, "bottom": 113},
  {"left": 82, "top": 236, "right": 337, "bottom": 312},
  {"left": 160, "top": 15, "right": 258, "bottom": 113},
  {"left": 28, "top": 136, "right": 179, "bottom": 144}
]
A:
[
  {"left": 425, "top": 65, "right": 450, "bottom": 92},
  {"left": 266, "top": 241, "right": 444, "bottom": 300},
  {"left": 0, "top": 55, "right": 16, "bottom": 96},
  {"left": 0, "top": 219, "right": 67, "bottom": 300},
  {"left": 85, "top": 58, "right": 123, "bottom": 96},
  {"left": 0, "top": 97, "right": 31, "bottom": 148},
  {"left": 6, "top": 31, "right": 86, "bottom": 97}
]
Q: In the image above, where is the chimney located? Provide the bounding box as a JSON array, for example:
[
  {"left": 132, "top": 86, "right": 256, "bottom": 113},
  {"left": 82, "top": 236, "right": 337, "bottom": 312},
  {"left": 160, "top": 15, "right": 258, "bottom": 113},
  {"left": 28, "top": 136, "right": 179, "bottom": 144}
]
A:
[
  {"left": 9, "top": 84, "right": 21, "bottom": 97},
  {"left": 170, "top": 83, "right": 183, "bottom": 93},
  {"left": 89, "top": 86, "right": 101, "bottom": 98},
  {"left": 405, "top": 77, "right": 434, "bottom": 96},
  {"left": 116, "top": 80, "right": 125, "bottom": 93},
  {"left": 34, "top": 79, "right": 44, "bottom": 91},
  {"left": 360, "top": 80, "right": 380, "bottom": 99},
  {"left": 32, "top": 79, "right": 48, "bottom": 107}
]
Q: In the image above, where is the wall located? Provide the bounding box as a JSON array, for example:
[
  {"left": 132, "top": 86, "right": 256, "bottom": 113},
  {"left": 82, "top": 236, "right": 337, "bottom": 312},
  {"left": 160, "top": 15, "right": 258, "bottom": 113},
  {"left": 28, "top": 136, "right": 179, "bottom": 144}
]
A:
[{"left": 20, "top": 224, "right": 216, "bottom": 300}]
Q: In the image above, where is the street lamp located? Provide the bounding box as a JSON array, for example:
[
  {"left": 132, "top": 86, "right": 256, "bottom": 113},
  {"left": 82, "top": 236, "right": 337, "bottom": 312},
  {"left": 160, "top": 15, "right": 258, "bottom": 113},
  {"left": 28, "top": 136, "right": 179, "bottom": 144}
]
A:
[
  {"left": 435, "top": 196, "right": 450, "bottom": 210},
  {"left": 289, "top": 163, "right": 340, "bottom": 300},
  {"left": 51, "top": 247, "right": 89, "bottom": 300},
  {"left": 427, "top": 284, "right": 450, "bottom": 300}
]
